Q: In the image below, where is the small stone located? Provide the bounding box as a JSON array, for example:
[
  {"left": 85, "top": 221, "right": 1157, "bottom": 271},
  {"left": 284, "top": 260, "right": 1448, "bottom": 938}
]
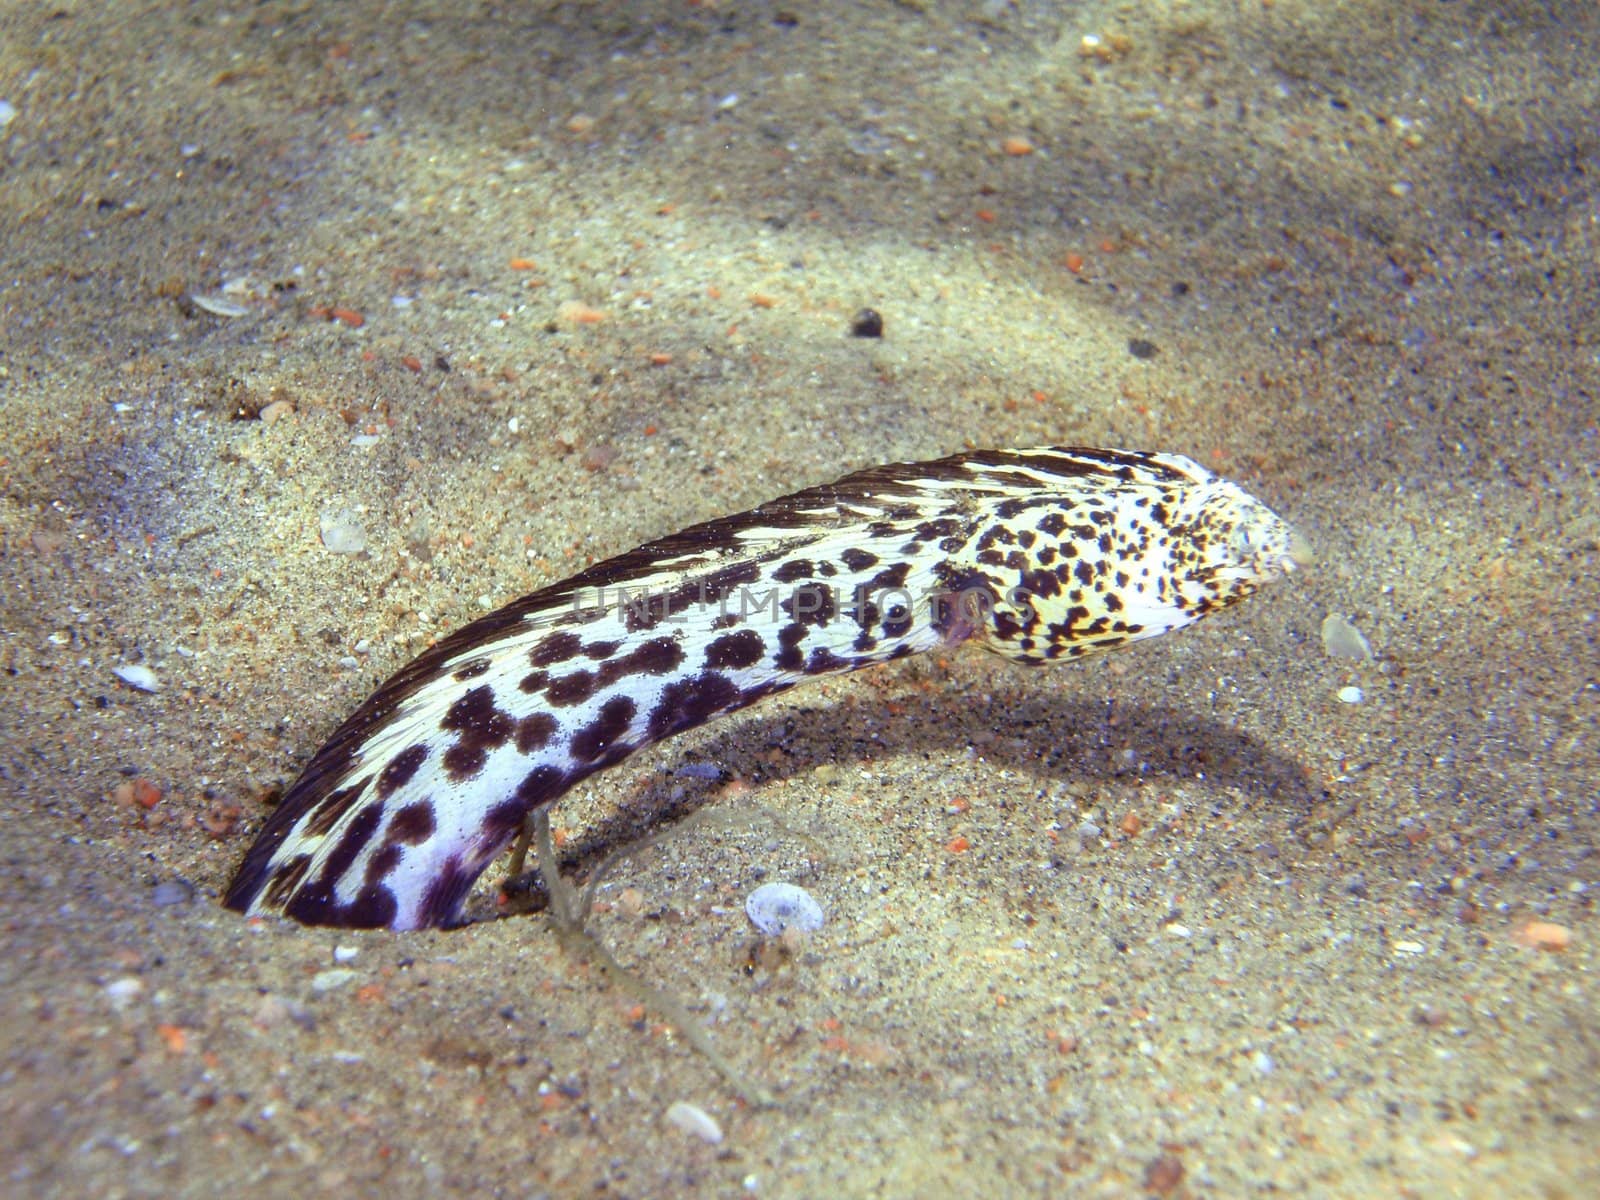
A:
[
  {"left": 189, "top": 293, "right": 250, "bottom": 318},
  {"left": 333, "top": 945, "right": 359, "bottom": 963},
  {"left": 104, "top": 977, "right": 144, "bottom": 1010},
  {"left": 556, "top": 299, "right": 607, "bottom": 325},
  {"left": 1127, "top": 337, "right": 1159, "bottom": 360},
  {"left": 1143, "top": 1153, "right": 1185, "bottom": 1195},
  {"left": 1517, "top": 921, "right": 1571, "bottom": 951},
  {"left": 745, "top": 882, "right": 824, "bottom": 936},
  {"left": 252, "top": 992, "right": 314, "bottom": 1030},
  {"left": 113, "top": 664, "right": 161, "bottom": 692},
  {"left": 665, "top": 1100, "right": 724, "bottom": 1145},
  {"left": 1337, "top": 685, "right": 1364, "bottom": 704},
  {"left": 1321, "top": 613, "right": 1374, "bottom": 661},
  {"left": 849, "top": 308, "right": 884, "bottom": 338},
  {"left": 319, "top": 508, "right": 367, "bottom": 554},
  {"left": 151, "top": 879, "right": 194, "bottom": 907},
  {"left": 311, "top": 968, "right": 359, "bottom": 993}
]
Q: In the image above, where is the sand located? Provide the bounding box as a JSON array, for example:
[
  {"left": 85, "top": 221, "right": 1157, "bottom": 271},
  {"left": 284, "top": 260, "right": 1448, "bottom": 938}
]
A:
[{"left": 2, "top": 1, "right": 1596, "bottom": 1195}]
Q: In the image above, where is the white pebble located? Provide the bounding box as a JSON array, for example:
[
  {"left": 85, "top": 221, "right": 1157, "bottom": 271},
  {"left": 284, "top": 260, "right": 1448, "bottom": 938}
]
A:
[
  {"left": 104, "top": 977, "right": 144, "bottom": 1009},
  {"left": 189, "top": 293, "right": 250, "bottom": 318},
  {"left": 151, "top": 879, "right": 194, "bottom": 907},
  {"left": 310, "top": 968, "right": 358, "bottom": 993},
  {"left": 113, "top": 664, "right": 161, "bottom": 692},
  {"left": 665, "top": 1100, "right": 724, "bottom": 1145},
  {"left": 1321, "top": 613, "right": 1373, "bottom": 661},
  {"left": 319, "top": 508, "right": 368, "bottom": 554},
  {"left": 0, "top": 100, "right": 15, "bottom": 127},
  {"left": 333, "top": 945, "right": 359, "bottom": 963},
  {"left": 745, "top": 882, "right": 824, "bottom": 936},
  {"left": 1337, "top": 685, "right": 1364, "bottom": 704}
]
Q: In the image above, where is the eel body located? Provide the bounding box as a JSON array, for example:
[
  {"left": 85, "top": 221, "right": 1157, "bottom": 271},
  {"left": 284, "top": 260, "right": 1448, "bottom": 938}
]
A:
[{"left": 225, "top": 446, "right": 1307, "bottom": 929}]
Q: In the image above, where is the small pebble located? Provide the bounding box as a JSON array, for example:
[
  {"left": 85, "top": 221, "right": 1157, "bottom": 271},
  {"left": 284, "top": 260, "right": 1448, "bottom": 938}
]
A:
[
  {"left": 333, "top": 945, "right": 359, "bottom": 963},
  {"left": 1337, "top": 685, "right": 1364, "bottom": 704},
  {"left": 746, "top": 882, "right": 824, "bottom": 936},
  {"left": 665, "top": 1100, "right": 724, "bottom": 1145},
  {"left": 849, "top": 308, "right": 883, "bottom": 338},
  {"left": 252, "top": 993, "right": 315, "bottom": 1030},
  {"left": 1518, "top": 920, "right": 1571, "bottom": 951},
  {"left": 0, "top": 100, "right": 16, "bottom": 127},
  {"left": 1127, "top": 337, "right": 1159, "bottom": 360},
  {"left": 112, "top": 664, "right": 161, "bottom": 692},
  {"left": 557, "top": 299, "right": 607, "bottom": 325},
  {"left": 104, "top": 977, "right": 144, "bottom": 1010},
  {"left": 319, "top": 508, "right": 368, "bottom": 555},
  {"left": 1321, "top": 613, "right": 1373, "bottom": 661},
  {"left": 151, "top": 879, "right": 195, "bottom": 907},
  {"left": 674, "top": 761, "right": 723, "bottom": 780},
  {"left": 311, "top": 968, "right": 359, "bottom": 993},
  {"left": 189, "top": 293, "right": 250, "bottom": 318}
]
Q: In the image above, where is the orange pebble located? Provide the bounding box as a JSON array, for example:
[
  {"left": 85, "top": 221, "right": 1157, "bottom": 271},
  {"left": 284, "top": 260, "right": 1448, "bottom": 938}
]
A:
[
  {"left": 557, "top": 300, "right": 606, "bottom": 325},
  {"left": 1517, "top": 920, "right": 1572, "bottom": 951},
  {"left": 330, "top": 306, "right": 365, "bottom": 328},
  {"left": 946, "top": 835, "right": 970, "bottom": 854},
  {"left": 1002, "top": 136, "right": 1035, "bottom": 156}
]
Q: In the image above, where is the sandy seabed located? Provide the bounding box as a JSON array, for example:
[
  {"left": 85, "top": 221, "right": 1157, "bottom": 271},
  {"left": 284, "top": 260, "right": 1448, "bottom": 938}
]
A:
[{"left": 2, "top": 2, "right": 1596, "bottom": 1196}]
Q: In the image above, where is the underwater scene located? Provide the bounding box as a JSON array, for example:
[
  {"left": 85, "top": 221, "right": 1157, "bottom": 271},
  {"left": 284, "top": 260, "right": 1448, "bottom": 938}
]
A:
[{"left": 1, "top": 2, "right": 1595, "bottom": 1195}]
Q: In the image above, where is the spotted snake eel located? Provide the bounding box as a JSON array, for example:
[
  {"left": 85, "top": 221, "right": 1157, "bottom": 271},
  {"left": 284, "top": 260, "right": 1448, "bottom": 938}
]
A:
[{"left": 225, "top": 445, "right": 1308, "bottom": 929}]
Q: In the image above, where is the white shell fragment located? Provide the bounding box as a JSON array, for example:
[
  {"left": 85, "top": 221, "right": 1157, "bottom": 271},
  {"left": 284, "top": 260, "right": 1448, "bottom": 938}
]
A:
[
  {"left": 745, "top": 882, "right": 824, "bottom": 936},
  {"left": 112, "top": 664, "right": 161, "bottom": 692},
  {"left": 189, "top": 293, "right": 251, "bottom": 318},
  {"left": 310, "top": 968, "right": 358, "bottom": 993},
  {"left": 104, "top": 977, "right": 144, "bottom": 1010},
  {"left": 319, "top": 507, "right": 368, "bottom": 554},
  {"left": 1320, "top": 613, "right": 1373, "bottom": 661},
  {"left": 664, "top": 1101, "right": 724, "bottom": 1145}
]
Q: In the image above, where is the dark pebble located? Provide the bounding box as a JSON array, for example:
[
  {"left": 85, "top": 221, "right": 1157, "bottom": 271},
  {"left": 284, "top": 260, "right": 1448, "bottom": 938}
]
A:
[
  {"left": 850, "top": 308, "right": 884, "bottom": 338},
  {"left": 1127, "top": 337, "right": 1159, "bottom": 360}
]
